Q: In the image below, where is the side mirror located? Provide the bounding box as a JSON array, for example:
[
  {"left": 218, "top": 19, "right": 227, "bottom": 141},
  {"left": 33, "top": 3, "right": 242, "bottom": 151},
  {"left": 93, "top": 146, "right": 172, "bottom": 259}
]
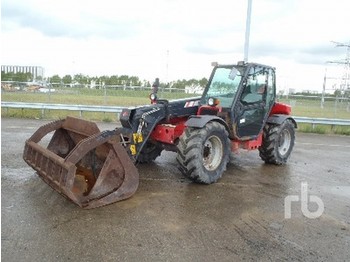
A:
[{"left": 229, "top": 68, "right": 238, "bottom": 80}]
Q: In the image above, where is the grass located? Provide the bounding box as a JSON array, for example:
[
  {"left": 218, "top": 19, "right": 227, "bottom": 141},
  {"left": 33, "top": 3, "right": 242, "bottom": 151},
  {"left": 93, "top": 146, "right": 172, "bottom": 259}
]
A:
[
  {"left": 1, "top": 88, "right": 194, "bottom": 107},
  {"left": 279, "top": 98, "right": 350, "bottom": 119},
  {"left": 2, "top": 107, "right": 121, "bottom": 122},
  {"left": 1, "top": 88, "right": 196, "bottom": 122},
  {"left": 297, "top": 123, "right": 350, "bottom": 136},
  {"left": 2, "top": 88, "right": 350, "bottom": 135},
  {"left": 1, "top": 90, "right": 149, "bottom": 107}
]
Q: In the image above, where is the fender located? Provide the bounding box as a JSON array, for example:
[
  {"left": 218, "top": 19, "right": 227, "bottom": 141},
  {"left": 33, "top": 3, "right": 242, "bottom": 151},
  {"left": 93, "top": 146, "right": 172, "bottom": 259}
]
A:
[
  {"left": 267, "top": 114, "right": 297, "bottom": 128},
  {"left": 185, "top": 115, "right": 230, "bottom": 132}
]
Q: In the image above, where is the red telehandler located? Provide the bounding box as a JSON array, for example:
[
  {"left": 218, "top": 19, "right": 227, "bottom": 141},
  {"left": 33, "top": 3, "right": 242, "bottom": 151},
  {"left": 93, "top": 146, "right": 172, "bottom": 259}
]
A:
[{"left": 24, "top": 62, "right": 296, "bottom": 208}]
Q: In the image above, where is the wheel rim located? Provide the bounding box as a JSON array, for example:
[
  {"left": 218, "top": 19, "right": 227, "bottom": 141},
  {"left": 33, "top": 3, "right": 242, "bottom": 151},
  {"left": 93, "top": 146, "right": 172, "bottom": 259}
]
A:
[
  {"left": 203, "top": 135, "right": 223, "bottom": 171},
  {"left": 278, "top": 129, "right": 291, "bottom": 156}
]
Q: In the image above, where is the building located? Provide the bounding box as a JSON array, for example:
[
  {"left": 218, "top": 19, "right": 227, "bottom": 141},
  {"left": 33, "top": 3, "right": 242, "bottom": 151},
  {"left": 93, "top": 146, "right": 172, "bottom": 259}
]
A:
[
  {"left": 1, "top": 65, "right": 44, "bottom": 80},
  {"left": 288, "top": 88, "right": 296, "bottom": 95}
]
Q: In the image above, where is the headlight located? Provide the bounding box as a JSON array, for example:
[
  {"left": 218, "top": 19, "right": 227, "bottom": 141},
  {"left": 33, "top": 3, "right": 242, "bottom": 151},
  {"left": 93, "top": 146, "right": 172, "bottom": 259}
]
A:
[
  {"left": 150, "top": 93, "right": 157, "bottom": 101},
  {"left": 207, "top": 97, "right": 220, "bottom": 106},
  {"left": 208, "top": 97, "right": 215, "bottom": 106}
]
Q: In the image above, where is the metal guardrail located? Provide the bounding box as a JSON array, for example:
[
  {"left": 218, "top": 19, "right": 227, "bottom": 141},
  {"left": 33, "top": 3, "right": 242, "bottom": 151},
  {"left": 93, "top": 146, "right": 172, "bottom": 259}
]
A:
[
  {"left": 1, "top": 101, "right": 124, "bottom": 118},
  {"left": 293, "top": 116, "right": 350, "bottom": 127},
  {"left": 2, "top": 101, "right": 350, "bottom": 126}
]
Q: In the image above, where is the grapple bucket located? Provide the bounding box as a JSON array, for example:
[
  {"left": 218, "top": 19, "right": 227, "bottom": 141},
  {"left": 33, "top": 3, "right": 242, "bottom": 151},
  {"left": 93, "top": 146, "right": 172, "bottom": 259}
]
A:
[{"left": 23, "top": 117, "right": 139, "bottom": 209}]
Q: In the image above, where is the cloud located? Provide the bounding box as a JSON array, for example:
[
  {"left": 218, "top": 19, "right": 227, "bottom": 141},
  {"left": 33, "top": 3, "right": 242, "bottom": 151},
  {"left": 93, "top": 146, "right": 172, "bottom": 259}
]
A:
[
  {"left": 1, "top": 0, "right": 349, "bottom": 91},
  {"left": 2, "top": 3, "right": 70, "bottom": 37},
  {"left": 185, "top": 36, "right": 242, "bottom": 55},
  {"left": 249, "top": 41, "right": 348, "bottom": 65},
  {"left": 1, "top": 0, "right": 143, "bottom": 39}
]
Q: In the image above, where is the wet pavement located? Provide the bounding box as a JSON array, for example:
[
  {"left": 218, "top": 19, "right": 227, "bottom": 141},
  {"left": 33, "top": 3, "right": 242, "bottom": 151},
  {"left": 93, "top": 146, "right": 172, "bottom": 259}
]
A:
[{"left": 1, "top": 118, "right": 350, "bottom": 261}]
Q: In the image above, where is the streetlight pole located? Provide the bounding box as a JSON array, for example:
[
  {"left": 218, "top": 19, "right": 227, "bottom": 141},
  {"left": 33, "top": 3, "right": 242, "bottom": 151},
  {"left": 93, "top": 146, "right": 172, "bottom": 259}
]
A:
[
  {"left": 244, "top": 0, "right": 253, "bottom": 63},
  {"left": 321, "top": 67, "right": 327, "bottom": 109}
]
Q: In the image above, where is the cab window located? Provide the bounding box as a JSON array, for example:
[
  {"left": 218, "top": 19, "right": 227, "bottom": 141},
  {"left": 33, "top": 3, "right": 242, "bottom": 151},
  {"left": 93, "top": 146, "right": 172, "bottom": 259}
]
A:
[{"left": 241, "top": 66, "right": 267, "bottom": 104}]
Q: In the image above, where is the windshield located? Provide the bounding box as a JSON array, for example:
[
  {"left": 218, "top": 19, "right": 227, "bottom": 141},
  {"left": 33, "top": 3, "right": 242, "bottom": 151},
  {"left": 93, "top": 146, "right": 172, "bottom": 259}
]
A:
[{"left": 201, "top": 66, "right": 243, "bottom": 108}]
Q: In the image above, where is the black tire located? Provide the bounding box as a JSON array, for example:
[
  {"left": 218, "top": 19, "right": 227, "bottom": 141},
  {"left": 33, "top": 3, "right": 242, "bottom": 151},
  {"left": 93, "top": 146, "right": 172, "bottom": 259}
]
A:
[
  {"left": 259, "top": 119, "right": 295, "bottom": 165},
  {"left": 176, "top": 122, "right": 230, "bottom": 184},
  {"left": 137, "top": 142, "right": 163, "bottom": 163}
]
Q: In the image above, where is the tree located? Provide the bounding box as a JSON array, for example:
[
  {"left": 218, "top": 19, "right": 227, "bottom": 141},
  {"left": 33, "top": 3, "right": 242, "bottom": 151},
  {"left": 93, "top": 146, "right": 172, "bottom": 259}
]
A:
[
  {"left": 98, "top": 75, "right": 110, "bottom": 86},
  {"left": 50, "top": 75, "right": 61, "bottom": 84},
  {"left": 2, "top": 69, "right": 210, "bottom": 91},
  {"left": 129, "top": 76, "right": 141, "bottom": 86},
  {"left": 345, "top": 89, "right": 350, "bottom": 98},
  {"left": 73, "top": 74, "right": 89, "bottom": 87},
  {"left": 1, "top": 71, "right": 11, "bottom": 81},
  {"left": 199, "top": 77, "right": 208, "bottom": 87},
  {"left": 62, "top": 75, "right": 72, "bottom": 85},
  {"left": 109, "top": 75, "right": 119, "bottom": 85},
  {"left": 334, "top": 89, "right": 342, "bottom": 97},
  {"left": 118, "top": 75, "right": 129, "bottom": 85},
  {"left": 1, "top": 71, "right": 32, "bottom": 82}
]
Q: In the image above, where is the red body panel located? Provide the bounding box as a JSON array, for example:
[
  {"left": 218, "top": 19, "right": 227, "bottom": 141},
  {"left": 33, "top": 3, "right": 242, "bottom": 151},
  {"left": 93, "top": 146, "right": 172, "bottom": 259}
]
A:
[
  {"left": 150, "top": 121, "right": 186, "bottom": 144},
  {"left": 231, "top": 133, "right": 263, "bottom": 152},
  {"left": 197, "top": 105, "right": 222, "bottom": 115},
  {"left": 270, "top": 102, "right": 291, "bottom": 115},
  {"left": 150, "top": 102, "right": 288, "bottom": 151}
]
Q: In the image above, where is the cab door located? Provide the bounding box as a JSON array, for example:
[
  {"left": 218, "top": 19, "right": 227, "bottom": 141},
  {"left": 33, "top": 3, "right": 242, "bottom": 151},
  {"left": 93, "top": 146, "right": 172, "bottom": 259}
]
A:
[{"left": 235, "top": 66, "right": 275, "bottom": 138}]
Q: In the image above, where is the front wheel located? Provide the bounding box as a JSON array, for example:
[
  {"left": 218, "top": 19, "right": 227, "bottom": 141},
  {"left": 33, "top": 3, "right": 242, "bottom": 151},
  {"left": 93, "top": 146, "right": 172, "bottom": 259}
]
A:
[
  {"left": 176, "top": 122, "right": 230, "bottom": 184},
  {"left": 137, "top": 142, "right": 163, "bottom": 163},
  {"left": 259, "top": 119, "right": 295, "bottom": 165}
]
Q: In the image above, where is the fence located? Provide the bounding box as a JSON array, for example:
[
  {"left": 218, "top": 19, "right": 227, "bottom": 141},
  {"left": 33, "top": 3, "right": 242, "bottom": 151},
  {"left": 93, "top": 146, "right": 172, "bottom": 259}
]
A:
[
  {"left": 2, "top": 84, "right": 350, "bottom": 122},
  {"left": 2, "top": 102, "right": 350, "bottom": 127},
  {"left": 278, "top": 94, "right": 350, "bottom": 119}
]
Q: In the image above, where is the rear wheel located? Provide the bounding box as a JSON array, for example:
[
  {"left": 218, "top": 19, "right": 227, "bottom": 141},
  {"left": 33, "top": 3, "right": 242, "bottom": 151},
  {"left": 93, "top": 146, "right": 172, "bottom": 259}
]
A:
[
  {"left": 259, "top": 119, "right": 295, "bottom": 165},
  {"left": 177, "top": 122, "right": 230, "bottom": 184}
]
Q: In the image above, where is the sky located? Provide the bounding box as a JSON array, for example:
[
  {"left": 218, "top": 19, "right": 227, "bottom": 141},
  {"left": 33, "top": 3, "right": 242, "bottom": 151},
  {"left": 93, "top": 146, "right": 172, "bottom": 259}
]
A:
[{"left": 1, "top": 0, "right": 349, "bottom": 92}]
